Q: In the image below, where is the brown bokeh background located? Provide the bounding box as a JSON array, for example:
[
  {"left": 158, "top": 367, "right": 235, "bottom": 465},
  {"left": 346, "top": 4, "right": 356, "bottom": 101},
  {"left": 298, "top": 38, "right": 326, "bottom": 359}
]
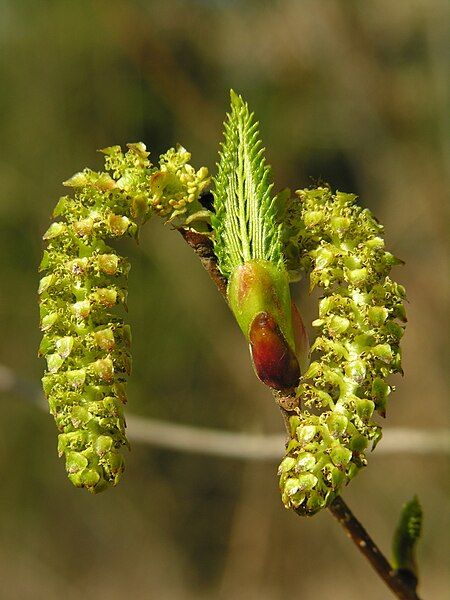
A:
[{"left": 0, "top": 1, "right": 448, "bottom": 598}]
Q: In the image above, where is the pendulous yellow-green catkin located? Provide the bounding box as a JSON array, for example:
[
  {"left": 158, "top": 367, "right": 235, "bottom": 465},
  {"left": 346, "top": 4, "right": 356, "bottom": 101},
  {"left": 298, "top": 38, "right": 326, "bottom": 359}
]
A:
[
  {"left": 279, "top": 187, "right": 406, "bottom": 515},
  {"left": 39, "top": 143, "right": 209, "bottom": 492}
]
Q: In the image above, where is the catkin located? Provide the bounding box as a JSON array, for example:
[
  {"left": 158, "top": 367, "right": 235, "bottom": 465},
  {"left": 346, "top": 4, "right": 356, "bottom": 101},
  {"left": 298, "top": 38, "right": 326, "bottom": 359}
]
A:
[
  {"left": 38, "top": 143, "right": 152, "bottom": 492},
  {"left": 39, "top": 142, "right": 210, "bottom": 492},
  {"left": 279, "top": 187, "right": 406, "bottom": 515}
]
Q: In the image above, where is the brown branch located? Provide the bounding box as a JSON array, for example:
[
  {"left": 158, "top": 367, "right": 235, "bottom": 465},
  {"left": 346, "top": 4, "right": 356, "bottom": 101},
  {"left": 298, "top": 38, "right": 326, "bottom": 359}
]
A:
[
  {"left": 328, "top": 497, "right": 421, "bottom": 600},
  {"left": 178, "top": 229, "right": 228, "bottom": 298},
  {"left": 179, "top": 227, "right": 422, "bottom": 600}
]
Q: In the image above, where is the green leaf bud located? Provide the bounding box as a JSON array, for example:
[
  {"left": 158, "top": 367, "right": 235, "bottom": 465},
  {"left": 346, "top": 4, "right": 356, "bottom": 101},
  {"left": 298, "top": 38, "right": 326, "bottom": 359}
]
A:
[
  {"left": 391, "top": 496, "right": 422, "bottom": 588},
  {"left": 228, "top": 260, "right": 295, "bottom": 347},
  {"left": 212, "top": 91, "right": 284, "bottom": 278},
  {"left": 228, "top": 259, "right": 301, "bottom": 390}
]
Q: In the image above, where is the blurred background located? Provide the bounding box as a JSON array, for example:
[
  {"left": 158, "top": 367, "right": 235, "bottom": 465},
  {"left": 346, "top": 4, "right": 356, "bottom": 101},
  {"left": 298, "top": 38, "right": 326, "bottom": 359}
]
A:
[{"left": 0, "top": 1, "right": 448, "bottom": 598}]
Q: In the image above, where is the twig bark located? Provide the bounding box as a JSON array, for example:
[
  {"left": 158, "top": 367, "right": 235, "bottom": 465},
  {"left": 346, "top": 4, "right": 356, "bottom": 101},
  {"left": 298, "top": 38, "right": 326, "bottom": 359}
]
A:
[
  {"left": 179, "top": 229, "right": 228, "bottom": 298},
  {"left": 178, "top": 227, "right": 422, "bottom": 600},
  {"left": 328, "top": 496, "right": 420, "bottom": 600}
]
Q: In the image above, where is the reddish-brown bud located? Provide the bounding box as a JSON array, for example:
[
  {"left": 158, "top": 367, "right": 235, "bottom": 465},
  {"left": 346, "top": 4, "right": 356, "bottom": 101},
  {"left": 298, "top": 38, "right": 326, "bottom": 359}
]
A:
[{"left": 249, "top": 312, "right": 300, "bottom": 391}]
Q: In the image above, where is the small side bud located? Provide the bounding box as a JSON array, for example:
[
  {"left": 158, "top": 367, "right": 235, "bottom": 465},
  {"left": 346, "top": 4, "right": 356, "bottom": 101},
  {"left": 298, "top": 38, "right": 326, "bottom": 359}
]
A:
[{"left": 391, "top": 496, "right": 422, "bottom": 591}]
